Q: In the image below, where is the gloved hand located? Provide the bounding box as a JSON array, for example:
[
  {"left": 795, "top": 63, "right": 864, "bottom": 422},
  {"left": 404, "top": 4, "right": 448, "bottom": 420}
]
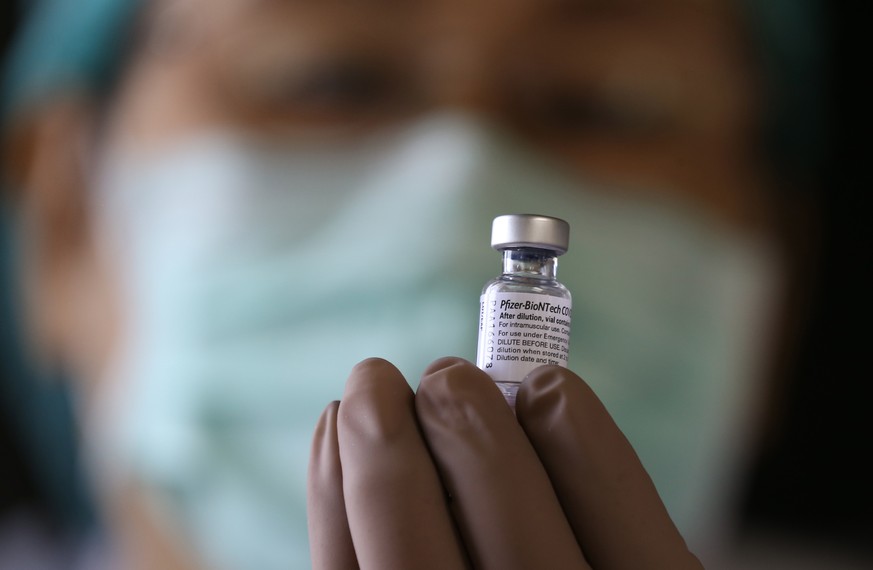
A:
[{"left": 307, "top": 357, "right": 703, "bottom": 570}]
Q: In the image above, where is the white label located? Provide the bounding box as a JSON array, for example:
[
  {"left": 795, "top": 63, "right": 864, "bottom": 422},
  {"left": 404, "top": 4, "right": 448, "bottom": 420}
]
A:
[{"left": 477, "top": 292, "right": 572, "bottom": 384}]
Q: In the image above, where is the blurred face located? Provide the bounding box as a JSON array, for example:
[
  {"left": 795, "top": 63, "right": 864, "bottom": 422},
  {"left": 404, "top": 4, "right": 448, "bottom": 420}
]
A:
[{"left": 11, "top": 2, "right": 776, "bottom": 566}]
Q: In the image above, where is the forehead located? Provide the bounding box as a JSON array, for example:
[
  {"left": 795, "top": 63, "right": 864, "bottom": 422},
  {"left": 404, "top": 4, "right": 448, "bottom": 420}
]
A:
[{"left": 147, "top": 0, "right": 736, "bottom": 37}]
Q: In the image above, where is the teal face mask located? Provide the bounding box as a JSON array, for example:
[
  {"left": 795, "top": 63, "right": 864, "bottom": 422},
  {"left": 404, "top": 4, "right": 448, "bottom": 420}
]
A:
[{"left": 86, "top": 114, "right": 778, "bottom": 569}]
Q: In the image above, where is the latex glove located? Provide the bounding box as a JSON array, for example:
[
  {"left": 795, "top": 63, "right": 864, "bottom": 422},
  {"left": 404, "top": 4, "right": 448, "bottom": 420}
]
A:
[{"left": 308, "top": 357, "right": 703, "bottom": 570}]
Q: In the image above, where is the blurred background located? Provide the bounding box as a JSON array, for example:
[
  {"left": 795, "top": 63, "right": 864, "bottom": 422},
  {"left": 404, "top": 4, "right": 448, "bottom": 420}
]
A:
[{"left": 1, "top": 0, "right": 869, "bottom": 569}]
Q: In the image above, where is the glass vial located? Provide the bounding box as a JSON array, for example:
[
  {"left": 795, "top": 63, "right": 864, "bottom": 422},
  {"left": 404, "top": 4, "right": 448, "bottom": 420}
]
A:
[{"left": 476, "top": 214, "right": 572, "bottom": 408}]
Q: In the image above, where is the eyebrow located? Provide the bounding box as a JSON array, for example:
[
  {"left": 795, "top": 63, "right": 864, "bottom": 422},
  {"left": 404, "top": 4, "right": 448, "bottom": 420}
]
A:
[
  {"left": 245, "top": 0, "right": 411, "bottom": 7},
  {"left": 549, "top": 0, "right": 724, "bottom": 17}
]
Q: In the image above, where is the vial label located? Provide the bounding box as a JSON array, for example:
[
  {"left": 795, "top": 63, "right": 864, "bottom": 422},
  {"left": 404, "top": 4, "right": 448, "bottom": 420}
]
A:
[{"left": 477, "top": 292, "right": 571, "bottom": 384}]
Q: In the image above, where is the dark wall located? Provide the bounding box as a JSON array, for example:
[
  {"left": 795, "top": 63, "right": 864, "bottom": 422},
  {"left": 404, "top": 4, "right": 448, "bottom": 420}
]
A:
[{"left": 739, "top": 0, "right": 871, "bottom": 552}]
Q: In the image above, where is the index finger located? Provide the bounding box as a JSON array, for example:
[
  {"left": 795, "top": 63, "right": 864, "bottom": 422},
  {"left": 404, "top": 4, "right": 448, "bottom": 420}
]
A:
[
  {"left": 307, "top": 401, "right": 359, "bottom": 570},
  {"left": 337, "top": 358, "right": 468, "bottom": 570}
]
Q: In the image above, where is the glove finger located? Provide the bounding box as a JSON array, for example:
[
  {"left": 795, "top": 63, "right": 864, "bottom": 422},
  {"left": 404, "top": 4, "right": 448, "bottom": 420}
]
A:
[
  {"left": 517, "top": 366, "right": 703, "bottom": 570},
  {"left": 307, "top": 401, "right": 359, "bottom": 570},
  {"left": 337, "top": 358, "right": 468, "bottom": 570},
  {"left": 415, "top": 357, "right": 589, "bottom": 570}
]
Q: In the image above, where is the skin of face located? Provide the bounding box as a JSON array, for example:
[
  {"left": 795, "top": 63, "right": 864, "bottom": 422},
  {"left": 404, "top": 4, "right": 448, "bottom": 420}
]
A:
[{"left": 4, "top": 0, "right": 773, "bottom": 568}]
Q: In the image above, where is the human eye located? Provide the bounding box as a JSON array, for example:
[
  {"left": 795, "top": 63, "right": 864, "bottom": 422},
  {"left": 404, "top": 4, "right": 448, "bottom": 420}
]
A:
[
  {"left": 231, "top": 54, "right": 418, "bottom": 125},
  {"left": 515, "top": 82, "right": 680, "bottom": 142}
]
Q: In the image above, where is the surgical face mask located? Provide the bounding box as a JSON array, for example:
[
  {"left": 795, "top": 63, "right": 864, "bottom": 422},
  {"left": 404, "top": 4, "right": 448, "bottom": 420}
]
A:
[{"left": 86, "top": 115, "right": 778, "bottom": 569}]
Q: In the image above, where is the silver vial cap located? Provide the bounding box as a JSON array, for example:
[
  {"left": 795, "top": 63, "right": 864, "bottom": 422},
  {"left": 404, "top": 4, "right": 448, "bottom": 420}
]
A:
[{"left": 491, "top": 214, "right": 570, "bottom": 254}]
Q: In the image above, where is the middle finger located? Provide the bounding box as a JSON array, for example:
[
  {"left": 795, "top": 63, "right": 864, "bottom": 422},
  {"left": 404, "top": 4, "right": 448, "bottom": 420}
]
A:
[{"left": 415, "top": 357, "right": 589, "bottom": 570}]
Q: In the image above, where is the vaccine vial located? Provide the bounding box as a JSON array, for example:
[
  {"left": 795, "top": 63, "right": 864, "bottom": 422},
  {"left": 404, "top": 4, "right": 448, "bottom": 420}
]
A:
[{"left": 476, "top": 214, "right": 572, "bottom": 408}]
